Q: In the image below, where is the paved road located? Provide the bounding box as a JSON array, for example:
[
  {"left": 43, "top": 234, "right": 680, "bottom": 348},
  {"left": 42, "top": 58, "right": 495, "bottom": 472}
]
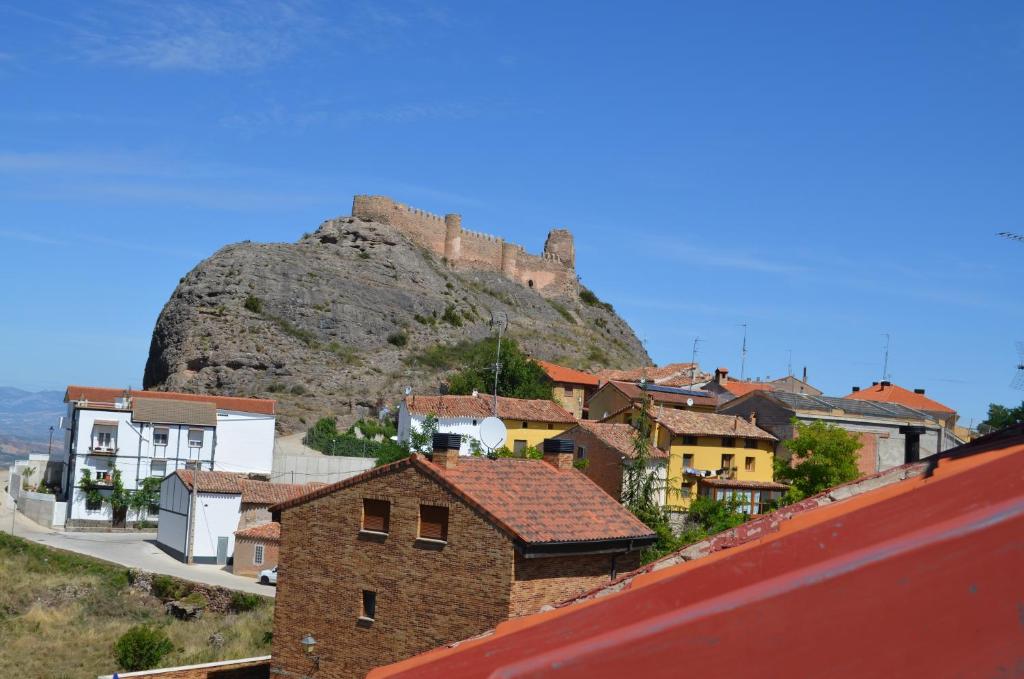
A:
[{"left": 0, "top": 502, "right": 275, "bottom": 597}]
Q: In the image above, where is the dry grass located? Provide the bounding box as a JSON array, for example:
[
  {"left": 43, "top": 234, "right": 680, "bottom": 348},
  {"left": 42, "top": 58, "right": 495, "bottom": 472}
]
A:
[{"left": 0, "top": 534, "right": 272, "bottom": 679}]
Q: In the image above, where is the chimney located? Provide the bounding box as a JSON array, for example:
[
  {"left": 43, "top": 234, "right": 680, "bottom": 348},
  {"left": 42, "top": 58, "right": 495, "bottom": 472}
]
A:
[
  {"left": 880, "top": 380, "right": 891, "bottom": 388},
  {"left": 802, "top": 366, "right": 807, "bottom": 383},
  {"left": 714, "top": 367, "right": 729, "bottom": 385},
  {"left": 471, "top": 389, "right": 479, "bottom": 398},
  {"left": 432, "top": 433, "right": 461, "bottom": 469},
  {"left": 748, "top": 411, "right": 758, "bottom": 427},
  {"left": 852, "top": 386, "right": 860, "bottom": 392},
  {"left": 542, "top": 438, "right": 574, "bottom": 470},
  {"left": 914, "top": 388, "right": 925, "bottom": 394},
  {"left": 872, "top": 381, "right": 879, "bottom": 386}
]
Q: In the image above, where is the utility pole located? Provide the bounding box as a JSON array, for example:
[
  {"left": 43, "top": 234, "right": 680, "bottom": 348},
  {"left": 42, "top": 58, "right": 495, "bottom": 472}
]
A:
[
  {"left": 48, "top": 426, "right": 54, "bottom": 457},
  {"left": 490, "top": 311, "right": 509, "bottom": 416},
  {"left": 739, "top": 324, "right": 748, "bottom": 381}
]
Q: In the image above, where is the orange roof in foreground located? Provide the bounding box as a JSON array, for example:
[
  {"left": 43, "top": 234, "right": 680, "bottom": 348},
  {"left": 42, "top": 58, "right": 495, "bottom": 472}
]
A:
[
  {"left": 534, "top": 359, "right": 600, "bottom": 387},
  {"left": 843, "top": 382, "right": 955, "bottom": 414},
  {"left": 272, "top": 454, "right": 654, "bottom": 545},
  {"left": 368, "top": 426, "right": 1024, "bottom": 679},
  {"left": 65, "top": 385, "right": 276, "bottom": 415}
]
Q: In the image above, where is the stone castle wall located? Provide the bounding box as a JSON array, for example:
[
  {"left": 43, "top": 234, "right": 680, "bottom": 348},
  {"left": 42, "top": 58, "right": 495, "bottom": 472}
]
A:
[{"left": 352, "top": 194, "right": 577, "bottom": 297}]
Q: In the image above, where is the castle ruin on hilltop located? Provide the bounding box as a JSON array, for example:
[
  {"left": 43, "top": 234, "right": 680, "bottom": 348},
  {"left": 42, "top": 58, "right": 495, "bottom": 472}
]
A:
[{"left": 352, "top": 195, "right": 577, "bottom": 298}]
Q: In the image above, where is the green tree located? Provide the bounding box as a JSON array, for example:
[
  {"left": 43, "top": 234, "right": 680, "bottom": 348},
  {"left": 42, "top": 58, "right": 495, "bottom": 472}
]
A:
[
  {"left": 304, "top": 417, "right": 340, "bottom": 451},
  {"left": 114, "top": 625, "right": 174, "bottom": 671},
  {"left": 620, "top": 398, "right": 678, "bottom": 562},
  {"left": 775, "top": 418, "right": 862, "bottom": 503},
  {"left": 981, "top": 402, "right": 1024, "bottom": 430},
  {"left": 408, "top": 414, "right": 439, "bottom": 454},
  {"left": 446, "top": 338, "right": 553, "bottom": 400},
  {"left": 128, "top": 477, "right": 161, "bottom": 523}
]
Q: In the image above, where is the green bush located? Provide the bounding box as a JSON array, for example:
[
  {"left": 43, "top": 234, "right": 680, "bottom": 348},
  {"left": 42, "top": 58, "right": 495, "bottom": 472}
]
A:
[
  {"left": 387, "top": 331, "right": 408, "bottom": 347},
  {"left": 548, "top": 300, "right": 576, "bottom": 324},
  {"left": 441, "top": 305, "right": 463, "bottom": 327},
  {"left": 114, "top": 625, "right": 174, "bottom": 671},
  {"left": 230, "top": 591, "right": 265, "bottom": 613},
  {"left": 243, "top": 295, "right": 264, "bottom": 313},
  {"left": 289, "top": 384, "right": 307, "bottom": 396},
  {"left": 579, "top": 288, "right": 614, "bottom": 312},
  {"left": 326, "top": 341, "right": 360, "bottom": 364},
  {"left": 151, "top": 575, "right": 187, "bottom": 601}
]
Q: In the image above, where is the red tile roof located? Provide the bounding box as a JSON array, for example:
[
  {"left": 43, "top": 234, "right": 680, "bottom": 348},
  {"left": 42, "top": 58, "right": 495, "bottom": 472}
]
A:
[
  {"left": 272, "top": 454, "right": 654, "bottom": 546},
  {"left": 368, "top": 428, "right": 1024, "bottom": 679},
  {"left": 405, "top": 394, "right": 576, "bottom": 424},
  {"left": 652, "top": 409, "right": 777, "bottom": 441},
  {"left": 240, "top": 480, "right": 319, "bottom": 505},
  {"left": 605, "top": 381, "right": 717, "bottom": 408},
  {"left": 175, "top": 470, "right": 245, "bottom": 494},
  {"left": 234, "top": 521, "right": 281, "bottom": 542},
  {"left": 843, "top": 382, "right": 955, "bottom": 414},
  {"left": 570, "top": 421, "right": 669, "bottom": 459},
  {"left": 65, "top": 385, "right": 276, "bottom": 415},
  {"left": 721, "top": 380, "right": 775, "bottom": 396},
  {"left": 698, "top": 478, "right": 789, "bottom": 490},
  {"left": 534, "top": 360, "right": 600, "bottom": 387},
  {"left": 596, "top": 362, "right": 698, "bottom": 383}
]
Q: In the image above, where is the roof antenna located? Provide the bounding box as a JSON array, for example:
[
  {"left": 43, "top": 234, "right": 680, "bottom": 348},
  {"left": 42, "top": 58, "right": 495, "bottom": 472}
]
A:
[
  {"left": 787, "top": 349, "right": 793, "bottom": 377},
  {"left": 881, "top": 333, "right": 891, "bottom": 382},
  {"left": 690, "top": 337, "right": 703, "bottom": 388},
  {"left": 739, "top": 323, "right": 748, "bottom": 381}
]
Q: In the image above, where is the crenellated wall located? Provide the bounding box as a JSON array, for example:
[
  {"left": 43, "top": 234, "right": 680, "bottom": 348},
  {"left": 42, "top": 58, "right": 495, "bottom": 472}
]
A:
[{"left": 352, "top": 194, "right": 577, "bottom": 297}]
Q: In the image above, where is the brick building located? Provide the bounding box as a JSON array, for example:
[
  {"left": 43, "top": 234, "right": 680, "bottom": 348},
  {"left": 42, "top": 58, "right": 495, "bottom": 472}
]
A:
[
  {"left": 234, "top": 521, "right": 281, "bottom": 578},
  {"left": 267, "top": 435, "right": 655, "bottom": 679},
  {"left": 559, "top": 420, "right": 669, "bottom": 503}
]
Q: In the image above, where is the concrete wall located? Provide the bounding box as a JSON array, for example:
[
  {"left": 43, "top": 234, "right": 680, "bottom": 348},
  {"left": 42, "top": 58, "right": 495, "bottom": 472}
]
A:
[
  {"left": 157, "top": 473, "right": 192, "bottom": 560},
  {"left": 271, "top": 454, "right": 375, "bottom": 485},
  {"left": 214, "top": 411, "right": 276, "bottom": 473},
  {"left": 17, "top": 490, "right": 66, "bottom": 528},
  {"left": 193, "top": 493, "right": 242, "bottom": 561}
]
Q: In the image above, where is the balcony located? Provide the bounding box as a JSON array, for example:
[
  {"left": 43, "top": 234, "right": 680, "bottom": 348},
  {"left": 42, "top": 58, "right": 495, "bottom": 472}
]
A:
[
  {"left": 720, "top": 465, "right": 739, "bottom": 480},
  {"left": 88, "top": 446, "right": 118, "bottom": 457}
]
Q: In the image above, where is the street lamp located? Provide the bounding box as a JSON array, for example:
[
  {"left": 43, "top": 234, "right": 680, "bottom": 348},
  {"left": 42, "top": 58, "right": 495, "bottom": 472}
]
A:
[{"left": 300, "top": 634, "right": 319, "bottom": 670}]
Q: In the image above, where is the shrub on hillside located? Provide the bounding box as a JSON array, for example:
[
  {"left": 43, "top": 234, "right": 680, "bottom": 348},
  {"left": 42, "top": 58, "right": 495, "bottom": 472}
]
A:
[
  {"left": 114, "top": 625, "right": 174, "bottom": 671},
  {"left": 151, "top": 575, "right": 187, "bottom": 601},
  {"left": 243, "top": 295, "right": 264, "bottom": 314},
  {"left": 230, "top": 591, "right": 265, "bottom": 613}
]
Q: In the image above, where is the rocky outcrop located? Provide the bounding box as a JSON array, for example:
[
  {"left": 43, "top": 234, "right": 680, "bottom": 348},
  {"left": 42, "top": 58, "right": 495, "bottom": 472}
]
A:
[{"left": 144, "top": 214, "right": 649, "bottom": 433}]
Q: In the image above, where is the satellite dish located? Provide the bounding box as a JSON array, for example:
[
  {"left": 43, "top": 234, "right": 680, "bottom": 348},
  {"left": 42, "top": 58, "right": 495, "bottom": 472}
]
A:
[
  {"left": 404, "top": 386, "right": 412, "bottom": 396},
  {"left": 686, "top": 398, "right": 694, "bottom": 407},
  {"left": 478, "top": 416, "right": 508, "bottom": 451}
]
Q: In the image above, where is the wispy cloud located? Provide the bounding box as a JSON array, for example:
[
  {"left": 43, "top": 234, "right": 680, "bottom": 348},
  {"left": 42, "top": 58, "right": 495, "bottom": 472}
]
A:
[
  {"left": 0, "top": 229, "right": 65, "bottom": 246},
  {"left": 0, "top": 227, "right": 203, "bottom": 258},
  {"left": 640, "top": 235, "right": 810, "bottom": 275}
]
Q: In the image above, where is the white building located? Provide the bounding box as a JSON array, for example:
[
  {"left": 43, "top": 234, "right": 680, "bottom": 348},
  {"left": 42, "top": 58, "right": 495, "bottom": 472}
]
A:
[{"left": 53, "top": 386, "right": 276, "bottom": 528}]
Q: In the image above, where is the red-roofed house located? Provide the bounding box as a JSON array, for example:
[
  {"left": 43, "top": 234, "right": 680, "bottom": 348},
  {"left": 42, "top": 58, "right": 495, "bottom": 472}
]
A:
[
  {"left": 266, "top": 435, "right": 654, "bottom": 678},
  {"left": 704, "top": 367, "right": 822, "bottom": 404},
  {"left": 558, "top": 421, "right": 669, "bottom": 504},
  {"left": 845, "top": 381, "right": 957, "bottom": 428},
  {"left": 534, "top": 359, "right": 600, "bottom": 419},
  {"left": 587, "top": 380, "right": 716, "bottom": 421}
]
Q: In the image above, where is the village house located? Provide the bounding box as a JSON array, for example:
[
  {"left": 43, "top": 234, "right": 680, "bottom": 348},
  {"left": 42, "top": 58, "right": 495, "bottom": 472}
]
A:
[
  {"left": 719, "top": 390, "right": 950, "bottom": 474},
  {"left": 844, "top": 380, "right": 960, "bottom": 430},
  {"left": 156, "top": 470, "right": 312, "bottom": 566},
  {"left": 702, "top": 366, "right": 823, "bottom": 405},
  {"left": 52, "top": 386, "right": 276, "bottom": 528},
  {"left": 534, "top": 359, "right": 600, "bottom": 419},
  {"left": 234, "top": 521, "right": 282, "bottom": 579},
  {"left": 396, "top": 393, "right": 576, "bottom": 455},
  {"left": 558, "top": 420, "right": 669, "bottom": 504},
  {"left": 650, "top": 409, "right": 782, "bottom": 513},
  {"left": 587, "top": 380, "right": 716, "bottom": 421},
  {"left": 596, "top": 362, "right": 710, "bottom": 387},
  {"left": 267, "top": 433, "right": 655, "bottom": 679}
]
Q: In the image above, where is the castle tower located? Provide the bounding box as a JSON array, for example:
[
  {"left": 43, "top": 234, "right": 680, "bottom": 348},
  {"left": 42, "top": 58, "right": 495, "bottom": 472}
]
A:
[
  {"left": 543, "top": 229, "right": 575, "bottom": 269},
  {"left": 443, "top": 214, "right": 462, "bottom": 262},
  {"left": 351, "top": 195, "right": 396, "bottom": 224},
  {"left": 500, "top": 242, "right": 519, "bottom": 278}
]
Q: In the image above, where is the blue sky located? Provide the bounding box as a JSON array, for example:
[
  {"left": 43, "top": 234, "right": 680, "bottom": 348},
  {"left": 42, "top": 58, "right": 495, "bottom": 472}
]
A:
[{"left": 0, "top": 1, "right": 1021, "bottom": 426}]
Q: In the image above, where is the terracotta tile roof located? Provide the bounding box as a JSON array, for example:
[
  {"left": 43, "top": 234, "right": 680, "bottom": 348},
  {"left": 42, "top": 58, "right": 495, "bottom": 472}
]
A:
[
  {"left": 596, "top": 362, "right": 697, "bottom": 383},
  {"left": 367, "top": 427, "right": 1024, "bottom": 679},
  {"left": 571, "top": 421, "right": 669, "bottom": 459},
  {"left": 132, "top": 397, "right": 217, "bottom": 427},
  {"left": 699, "top": 478, "right": 789, "bottom": 490},
  {"left": 722, "top": 381, "right": 775, "bottom": 396},
  {"left": 534, "top": 360, "right": 600, "bottom": 387},
  {"left": 65, "top": 385, "right": 276, "bottom": 415},
  {"left": 405, "top": 394, "right": 576, "bottom": 423},
  {"left": 606, "top": 381, "right": 717, "bottom": 408},
  {"left": 239, "top": 480, "right": 319, "bottom": 505},
  {"left": 843, "top": 382, "right": 955, "bottom": 414},
  {"left": 175, "top": 470, "right": 245, "bottom": 494},
  {"left": 652, "top": 409, "right": 777, "bottom": 441},
  {"left": 273, "top": 454, "right": 654, "bottom": 546},
  {"left": 234, "top": 521, "right": 281, "bottom": 542}
]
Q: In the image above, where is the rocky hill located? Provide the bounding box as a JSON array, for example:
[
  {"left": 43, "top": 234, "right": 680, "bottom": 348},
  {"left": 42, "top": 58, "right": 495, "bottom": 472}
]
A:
[{"left": 144, "top": 214, "right": 650, "bottom": 433}]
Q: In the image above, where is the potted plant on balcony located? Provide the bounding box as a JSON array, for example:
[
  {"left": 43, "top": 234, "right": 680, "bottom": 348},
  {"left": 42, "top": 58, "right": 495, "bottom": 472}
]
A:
[{"left": 79, "top": 469, "right": 105, "bottom": 511}]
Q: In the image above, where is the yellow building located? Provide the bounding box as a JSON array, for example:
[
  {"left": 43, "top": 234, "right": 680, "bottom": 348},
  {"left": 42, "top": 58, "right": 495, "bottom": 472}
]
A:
[
  {"left": 534, "top": 359, "right": 600, "bottom": 420},
  {"left": 399, "top": 393, "right": 577, "bottom": 455},
  {"left": 649, "top": 409, "right": 785, "bottom": 514}
]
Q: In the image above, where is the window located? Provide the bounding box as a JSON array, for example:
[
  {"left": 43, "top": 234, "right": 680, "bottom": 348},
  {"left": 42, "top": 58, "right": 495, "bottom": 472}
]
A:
[
  {"left": 93, "top": 425, "right": 116, "bottom": 451},
  {"left": 682, "top": 436, "right": 698, "bottom": 446},
  {"left": 513, "top": 440, "right": 527, "bottom": 454},
  {"left": 745, "top": 456, "right": 756, "bottom": 472},
  {"left": 576, "top": 446, "right": 587, "bottom": 460},
  {"left": 362, "top": 498, "right": 390, "bottom": 534},
  {"left": 85, "top": 495, "right": 102, "bottom": 511},
  {"left": 188, "top": 429, "right": 204, "bottom": 448},
  {"left": 150, "top": 461, "right": 167, "bottom": 478},
  {"left": 721, "top": 454, "right": 735, "bottom": 469},
  {"left": 680, "top": 484, "right": 692, "bottom": 499},
  {"left": 184, "top": 460, "right": 201, "bottom": 471},
  {"left": 153, "top": 428, "right": 169, "bottom": 447},
  {"left": 254, "top": 544, "right": 264, "bottom": 565},
  {"left": 682, "top": 453, "right": 694, "bottom": 470},
  {"left": 745, "top": 438, "right": 758, "bottom": 449},
  {"left": 547, "top": 423, "right": 554, "bottom": 430},
  {"left": 472, "top": 419, "right": 478, "bottom": 426},
  {"left": 361, "top": 590, "right": 377, "bottom": 621},
  {"left": 419, "top": 505, "right": 449, "bottom": 541},
  {"left": 521, "top": 421, "right": 528, "bottom": 428},
  {"left": 721, "top": 437, "right": 735, "bottom": 448}
]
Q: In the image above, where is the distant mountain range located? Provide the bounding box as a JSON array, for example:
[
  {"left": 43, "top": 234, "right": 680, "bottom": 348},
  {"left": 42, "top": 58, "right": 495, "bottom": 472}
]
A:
[{"left": 0, "top": 387, "right": 65, "bottom": 461}]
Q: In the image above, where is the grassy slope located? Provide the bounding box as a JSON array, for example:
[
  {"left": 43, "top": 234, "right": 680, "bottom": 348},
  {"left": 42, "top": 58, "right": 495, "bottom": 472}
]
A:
[{"left": 0, "top": 534, "right": 272, "bottom": 678}]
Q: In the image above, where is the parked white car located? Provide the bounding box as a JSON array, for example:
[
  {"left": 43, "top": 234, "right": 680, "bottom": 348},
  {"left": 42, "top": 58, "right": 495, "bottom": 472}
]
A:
[{"left": 259, "top": 566, "right": 277, "bottom": 585}]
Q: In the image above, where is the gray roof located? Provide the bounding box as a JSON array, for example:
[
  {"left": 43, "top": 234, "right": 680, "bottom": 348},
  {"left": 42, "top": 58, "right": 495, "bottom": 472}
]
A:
[
  {"left": 132, "top": 397, "right": 217, "bottom": 427},
  {"left": 765, "top": 392, "right": 936, "bottom": 423}
]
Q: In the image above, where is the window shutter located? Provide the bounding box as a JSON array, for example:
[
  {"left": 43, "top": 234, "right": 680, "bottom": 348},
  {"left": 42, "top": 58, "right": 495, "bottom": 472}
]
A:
[
  {"left": 362, "top": 499, "right": 390, "bottom": 533},
  {"left": 419, "top": 505, "right": 449, "bottom": 541}
]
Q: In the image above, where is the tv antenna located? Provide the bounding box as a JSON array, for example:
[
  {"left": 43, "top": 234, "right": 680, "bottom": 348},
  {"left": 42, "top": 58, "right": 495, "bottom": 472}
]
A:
[
  {"left": 489, "top": 310, "right": 510, "bottom": 415},
  {"left": 787, "top": 349, "right": 793, "bottom": 377},
  {"left": 689, "top": 336, "right": 703, "bottom": 387},
  {"left": 739, "top": 323, "right": 748, "bottom": 381},
  {"left": 881, "top": 333, "right": 891, "bottom": 382},
  {"left": 1013, "top": 342, "right": 1024, "bottom": 390}
]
